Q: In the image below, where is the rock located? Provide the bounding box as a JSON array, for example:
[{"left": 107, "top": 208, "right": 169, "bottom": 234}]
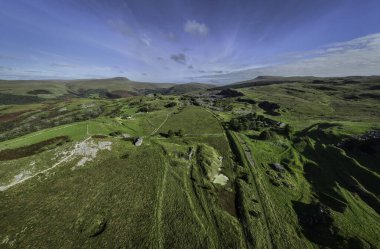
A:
[
  {"left": 134, "top": 137, "right": 143, "bottom": 146},
  {"left": 86, "top": 216, "right": 107, "bottom": 237},
  {"left": 270, "top": 163, "right": 285, "bottom": 172}
]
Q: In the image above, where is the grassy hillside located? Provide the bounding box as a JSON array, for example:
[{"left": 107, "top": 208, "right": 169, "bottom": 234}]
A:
[
  {"left": 0, "top": 76, "right": 379, "bottom": 248},
  {"left": 163, "top": 83, "right": 214, "bottom": 95},
  {"left": 0, "top": 77, "right": 172, "bottom": 98},
  {"left": 0, "top": 78, "right": 215, "bottom": 100}
]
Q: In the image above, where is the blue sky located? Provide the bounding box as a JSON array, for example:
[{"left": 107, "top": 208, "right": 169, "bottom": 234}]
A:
[{"left": 0, "top": 0, "right": 380, "bottom": 83}]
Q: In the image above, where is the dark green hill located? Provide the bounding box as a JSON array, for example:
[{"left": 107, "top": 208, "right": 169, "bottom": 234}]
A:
[{"left": 163, "top": 83, "right": 214, "bottom": 95}]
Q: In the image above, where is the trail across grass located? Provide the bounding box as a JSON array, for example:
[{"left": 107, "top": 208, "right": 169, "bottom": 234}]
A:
[{"left": 153, "top": 160, "right": 169, "bottom": 249}]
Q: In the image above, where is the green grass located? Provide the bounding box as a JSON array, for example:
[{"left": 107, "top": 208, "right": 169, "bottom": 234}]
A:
[
  {"left": 159, "top": 106, "right": 223, "bottom": 135},
  {"left": 0, "top": 122, "right": 88, "bottom": 150},
  {"left": 0, "top": 140, "right": 164, "bottom": 248}
]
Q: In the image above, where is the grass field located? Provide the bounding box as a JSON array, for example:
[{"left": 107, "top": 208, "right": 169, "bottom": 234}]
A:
[{"left": 159, "top": 106, "right": 223, "bottom": 135}]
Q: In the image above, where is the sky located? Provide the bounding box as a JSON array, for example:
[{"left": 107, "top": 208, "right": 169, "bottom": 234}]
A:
[{"left": 0, "top": 0, "right": 380, "bottom": 84}]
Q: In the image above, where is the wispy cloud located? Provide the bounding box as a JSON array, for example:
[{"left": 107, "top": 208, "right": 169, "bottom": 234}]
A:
[
  {"left": 139, "top": 33, "right": 151, "bottom": 47},
  {"left": 108, "top": 20, "right": 152, "bottom": 47},
  {"left": 164, "top": 32, "right": 178, "bottom": 42},
  {"left": 0, "top": 66, "right": 13, "bottom": 71},
  {"left": 107, "top": 19, "right": 134, "bottom": 37},
  {"left": 198, "top": 33, "right": 380, "bottom": 83},
  {"left": 50, "top": 63, "right": 76, "bottom": 68},
  {"left": 170, "top": 53, "right": 187, "bottom": 64},
  {"left": 184, "top": 20, "right": 209, "bottom": 36}
]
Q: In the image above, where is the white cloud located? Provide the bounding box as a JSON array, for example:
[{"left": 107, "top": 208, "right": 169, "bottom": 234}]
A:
[
  {"left": 198, "top": 33, "right": 380, "bottom": 83},
  {"left": 184, "top": 20, "right": 209, "bottom": 36}
]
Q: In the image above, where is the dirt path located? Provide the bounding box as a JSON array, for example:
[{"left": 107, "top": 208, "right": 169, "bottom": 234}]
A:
[
  {"left": 153, "top": 160, "right": 169, "bottom": 249},
  {"left": 0, "top": 136, "right": 92, "bottom": 191},
  {"left": 236, "top": 134, "right": 275, "bottom": 249},
  {"left": 149, "top": 112, "right": 171, "bottom": 136}
]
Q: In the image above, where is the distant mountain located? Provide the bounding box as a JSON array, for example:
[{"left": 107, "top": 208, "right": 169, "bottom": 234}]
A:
[
  {"left": 213, "top": 75, "right": 380, "bottom": 90},
  {"left": 0, "top": 77, "right": 176, "bottom": 98},
  {"left": 66, "top": 77, "right": 175, "bottom": 91},
  {"left": 0, "top": 78, "right": 217, "bottom": 99}
]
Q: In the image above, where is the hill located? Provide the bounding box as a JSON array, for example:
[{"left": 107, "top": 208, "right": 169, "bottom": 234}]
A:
[
  {"left": 214, "top": 75, "right": 380, "bottom": 90},
  {"left": 0, "top": 77, "right": 175, "bottom": 99},
  {"left": 0, "top": 78, "right": 216, "bottom": 101}
]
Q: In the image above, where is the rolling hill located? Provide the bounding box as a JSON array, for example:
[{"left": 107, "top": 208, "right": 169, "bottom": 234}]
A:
[{"left": 0, "top": 78, "right": 215, "bottom": 100}]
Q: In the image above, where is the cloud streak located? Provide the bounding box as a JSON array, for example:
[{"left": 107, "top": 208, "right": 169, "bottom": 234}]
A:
[
  {"left": 198, "top": 33, "right": 380, "bottom": 83},
  {"left": 50, "top": 63, "right": 76, "bottom": 68}
]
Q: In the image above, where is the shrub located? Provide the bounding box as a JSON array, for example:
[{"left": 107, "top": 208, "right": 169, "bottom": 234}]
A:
[
  {"left": 168, "top": 129, "right": 174, "bottom": 138},
  {"left": 259, "top": 130, "right": 277, "bottom": 140},
  {"left": 109, "top": 130, "right": 122, "bottom": 136},
  {"left": 176, "top": 129, "right": 184, "bottom": 137},
  {"left": 165, "top": 102, "right": 177, "bottom": 108}
]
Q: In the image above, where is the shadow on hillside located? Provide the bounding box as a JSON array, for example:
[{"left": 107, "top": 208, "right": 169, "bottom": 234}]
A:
[
  {"left": 292, "top": 201, "right": 372, "bottom": 249},
  {"left": 296, "top": 122, "right": 345, "bottom": 145},
  {"left": 302, "top": 142, "right": 380, "bottom": 214}
]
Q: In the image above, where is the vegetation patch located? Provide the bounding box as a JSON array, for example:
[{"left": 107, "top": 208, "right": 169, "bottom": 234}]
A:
[
  {"left": 258, "top": 101, "right": 281, "bottom": 116},
  {"left": 0, "top": 136, "right": 70, "bottom": 160},
  {"left": 0, "top": 93, "right": 44, "bottom": 105},
  {"left": 0, "top": 111, "right": 26, "bottom": 122},
  {"left": 27, "top": 89, "right": 52, "bottom": 95},
  {"left": 217, "top": 88, "right": 244, "bottom": 97},
  {"left": 228, "top": 113, "right": 281, "bottom": 131}
]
